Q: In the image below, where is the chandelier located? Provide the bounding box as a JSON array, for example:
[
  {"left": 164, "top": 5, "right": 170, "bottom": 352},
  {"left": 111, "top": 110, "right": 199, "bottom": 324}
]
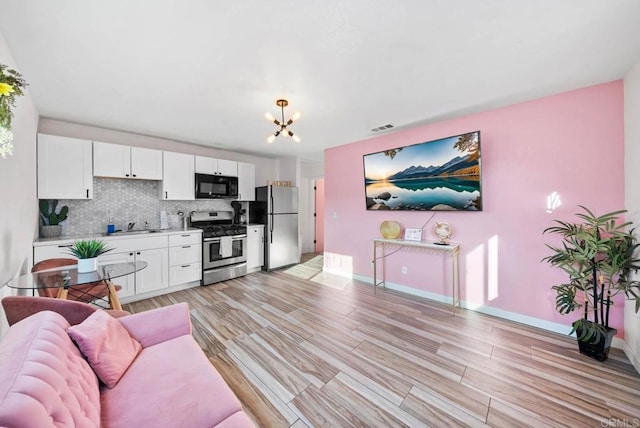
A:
[{"left": 265, "top": 99, "right": 301, "bottom": 143}]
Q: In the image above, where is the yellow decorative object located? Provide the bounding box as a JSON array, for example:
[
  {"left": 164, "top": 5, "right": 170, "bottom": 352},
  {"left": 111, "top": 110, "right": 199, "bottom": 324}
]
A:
[
  {"left": 380, "top": 220, "right": 401, "bottom": 239},
  {"left": 0, "top": 83, "right": 14, "bottom": 96}
]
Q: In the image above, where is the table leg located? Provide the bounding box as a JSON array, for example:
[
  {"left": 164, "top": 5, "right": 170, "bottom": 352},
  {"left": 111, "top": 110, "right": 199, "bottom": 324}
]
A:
[
  {"left": 56, "top": 287, "right": 68, "bottom": 300},
  {"left": 373, "top": 241, "right": 377, "bottom": 294},
  {"left": 452, "top": 248, "right": 460, "bottom": 312},
  {"left": 105, "top": 279, "right": 123, "bottom": 310}
]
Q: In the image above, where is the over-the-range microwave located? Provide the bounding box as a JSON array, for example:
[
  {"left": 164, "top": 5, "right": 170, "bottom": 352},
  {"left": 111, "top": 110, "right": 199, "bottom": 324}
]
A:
[{"left": 195, "top": 173, "right": 238, "bottom": 199}]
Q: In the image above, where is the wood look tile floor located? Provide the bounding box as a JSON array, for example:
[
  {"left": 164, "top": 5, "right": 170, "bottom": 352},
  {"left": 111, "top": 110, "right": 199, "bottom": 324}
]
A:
[{"left": 124, "top": 270, "right": 640, "bottom": 427}]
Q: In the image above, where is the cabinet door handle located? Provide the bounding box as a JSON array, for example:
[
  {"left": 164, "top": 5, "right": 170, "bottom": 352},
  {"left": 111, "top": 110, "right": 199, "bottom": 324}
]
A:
[
  {"left": 165, "top": 191, "right": 168, "bottom": 199},
  {"left": 132, "top": 174, "right": 136, "bottom": 177},
  {"left": 136, "top": 252, "right": 141, "bottom": 255},
  {"left": 57, "top": 244, "right": 73, "bottom": 248},
  {"left": 125, "top": 174, "right": 130, "bottom": 177},
  {"left": 129, "top": 252, "right": 134, "bottom": 256},
  {"left": 86, "top": 189, "right": 89, "bottom": 198},
  {"left": 181, "top": 234, "right": 190, "bottom": 237},
  {"left": 182, "top": 245, "right": 191, "bottom": 248},
  {"left": 181, "top": 264, "right": 191, "bottom": 268}
]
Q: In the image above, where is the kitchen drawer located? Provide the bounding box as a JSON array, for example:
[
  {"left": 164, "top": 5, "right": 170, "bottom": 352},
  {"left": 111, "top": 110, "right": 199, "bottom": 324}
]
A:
[
  {"left": 169, "top": 244, "right": 201, "bottom": 266},
  {"left": 169, "top": 262, "right": 202, "bottom": 286},
  {"left": 169, "top": 232, "right": 201, "bottom": 246},
  {"left": 34, "top": 242, "right": 76, "bottom": 263}
]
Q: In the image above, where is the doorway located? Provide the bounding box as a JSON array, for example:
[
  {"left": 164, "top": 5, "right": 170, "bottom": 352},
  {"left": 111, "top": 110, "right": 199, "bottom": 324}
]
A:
[{"left": 314, "top": 179, "right": 325, "bottom": 253}]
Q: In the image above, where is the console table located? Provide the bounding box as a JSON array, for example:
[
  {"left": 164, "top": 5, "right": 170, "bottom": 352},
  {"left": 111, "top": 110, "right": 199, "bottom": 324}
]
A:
[{"left": 373, "top": 238, "right": 461, "bottom": 311}]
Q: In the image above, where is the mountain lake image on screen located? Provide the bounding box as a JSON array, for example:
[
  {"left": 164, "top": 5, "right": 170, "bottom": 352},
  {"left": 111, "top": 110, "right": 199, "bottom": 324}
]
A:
[{"left": 363, "top": 131, "right": 482, "bottom": 211}]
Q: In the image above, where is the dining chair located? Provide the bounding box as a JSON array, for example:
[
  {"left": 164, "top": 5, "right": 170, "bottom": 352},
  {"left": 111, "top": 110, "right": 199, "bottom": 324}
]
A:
[{"left": 31, "top": 258, "right": 122, "bottom": 307}]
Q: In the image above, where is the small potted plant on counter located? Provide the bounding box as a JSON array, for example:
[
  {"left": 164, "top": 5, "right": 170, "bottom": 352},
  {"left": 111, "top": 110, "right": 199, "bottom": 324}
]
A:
[
  {"left": 39, "top": 199, "right": 68, "bottom": 238},
  {"left": 543, "top": 206, "right": 640, "bottom": 361},
  {"left": 68, "top": 239, "right": 113, "bottom": 273}
]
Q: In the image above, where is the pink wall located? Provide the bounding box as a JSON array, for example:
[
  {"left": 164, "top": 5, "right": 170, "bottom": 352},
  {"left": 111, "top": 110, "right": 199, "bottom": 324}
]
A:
[
  {"left": 315, "top": 179, "right": 325, "bottom": 252},
  {"left": 324, "top": 81, "right": 625, "bottom": 334}
]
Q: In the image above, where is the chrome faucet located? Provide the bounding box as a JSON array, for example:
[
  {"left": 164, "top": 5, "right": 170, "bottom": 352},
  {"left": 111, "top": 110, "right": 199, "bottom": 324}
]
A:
[{"left": 127, "top": 222, "right": 135, "bottom": 231}]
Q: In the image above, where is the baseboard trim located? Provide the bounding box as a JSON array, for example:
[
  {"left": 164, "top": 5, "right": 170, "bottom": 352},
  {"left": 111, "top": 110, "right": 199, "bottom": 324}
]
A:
[{"left": 349, "top": 272, "right": 635, "bottom": 350}]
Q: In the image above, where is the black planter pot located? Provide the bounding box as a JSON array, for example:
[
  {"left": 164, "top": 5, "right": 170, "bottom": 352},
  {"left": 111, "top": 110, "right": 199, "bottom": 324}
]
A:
[{"left": 574, "top": 323, "right": 617, "bottom": 362}]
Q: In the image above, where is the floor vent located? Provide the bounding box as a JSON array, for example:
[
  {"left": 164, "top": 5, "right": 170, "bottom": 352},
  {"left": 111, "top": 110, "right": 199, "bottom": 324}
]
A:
[{"left": 371, "top": 123, "right": 395, "bottom": 132}]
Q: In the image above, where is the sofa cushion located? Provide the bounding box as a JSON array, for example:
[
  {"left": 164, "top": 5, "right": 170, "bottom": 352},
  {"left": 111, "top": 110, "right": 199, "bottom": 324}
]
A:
[
  {"left": 101, "top": 335, "right": 243, "bottom": 427},
  {"left": 0, "top": 311, "right": 101, "bottom": 427},
  {"left": 67, "top": 310, "right": 142, "bottom": 389}
]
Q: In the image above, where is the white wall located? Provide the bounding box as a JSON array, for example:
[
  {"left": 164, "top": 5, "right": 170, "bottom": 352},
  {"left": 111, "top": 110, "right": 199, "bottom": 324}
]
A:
[
  {"left": 624, "top": 58, "right": 640, "bottom": 373},
  {"left": 0, "top": 30, "right": 40, "bottom": 336}
]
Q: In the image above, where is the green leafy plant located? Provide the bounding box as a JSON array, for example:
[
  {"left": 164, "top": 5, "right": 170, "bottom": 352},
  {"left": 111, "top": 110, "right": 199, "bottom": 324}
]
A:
[
  {"left": 0, "top": 63, "right": 28, "bottom": 129},
  {"left": 39, "top": 200, "right": 69, "bottom": 225},
  {"left": 67, "top": 239, "right": 113, "bottom": 259},
  {"left": 543, "top": 206, "right": 640, "bottom": 342}
]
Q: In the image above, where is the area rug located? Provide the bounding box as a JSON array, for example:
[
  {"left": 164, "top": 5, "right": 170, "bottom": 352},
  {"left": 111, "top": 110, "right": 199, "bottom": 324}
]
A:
[{"left": 283, "top": 255, "right": 324, "bottom": 280}]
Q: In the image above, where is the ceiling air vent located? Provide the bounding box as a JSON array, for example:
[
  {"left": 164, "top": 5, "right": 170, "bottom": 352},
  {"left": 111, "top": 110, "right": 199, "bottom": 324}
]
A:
[{"left": 371, "top": 123, "right": 395, "bottom": 132}]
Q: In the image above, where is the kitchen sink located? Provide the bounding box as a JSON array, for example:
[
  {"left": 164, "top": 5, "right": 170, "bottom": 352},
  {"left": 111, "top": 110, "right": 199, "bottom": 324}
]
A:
[{"left": 106, "top": 229, "right": 161, "bottom": 236}]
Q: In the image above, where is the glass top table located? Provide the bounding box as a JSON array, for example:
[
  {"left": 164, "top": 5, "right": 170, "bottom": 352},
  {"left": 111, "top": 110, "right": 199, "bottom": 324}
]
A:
[{"left": 4, "top": 261, "right": 147, "bottom": 310}]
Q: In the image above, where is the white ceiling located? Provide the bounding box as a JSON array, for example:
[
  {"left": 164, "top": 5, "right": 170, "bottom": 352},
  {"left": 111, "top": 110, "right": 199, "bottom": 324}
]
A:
[{"left": 1, "top": 1, "right": 639, "bottom": 162}]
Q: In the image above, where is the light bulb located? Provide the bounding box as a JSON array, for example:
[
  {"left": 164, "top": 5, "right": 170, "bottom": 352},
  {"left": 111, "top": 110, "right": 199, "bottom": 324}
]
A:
[
  {"left": 292, "top": 134, "right": 301, "bottom": 143},
  {"left": 265, "top": 112, "right": 275, "bottom": 122},
  {"left": 267, "top": 134, "right": 276, "bottom": 144},
  {"left": 291, "top": 111, "right": 301, "bottom": 121}
]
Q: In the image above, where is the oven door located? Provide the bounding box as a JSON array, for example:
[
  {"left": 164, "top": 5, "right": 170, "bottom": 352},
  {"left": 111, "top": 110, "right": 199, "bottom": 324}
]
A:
[{"left": 203, "top": 235, "right": 247, "bottom": 269}]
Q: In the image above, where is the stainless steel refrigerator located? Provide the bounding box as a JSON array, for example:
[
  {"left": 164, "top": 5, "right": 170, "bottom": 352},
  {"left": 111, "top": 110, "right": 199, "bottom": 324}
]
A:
[{"left": 252, "top": 185, "right": 300, "bottom": 271}]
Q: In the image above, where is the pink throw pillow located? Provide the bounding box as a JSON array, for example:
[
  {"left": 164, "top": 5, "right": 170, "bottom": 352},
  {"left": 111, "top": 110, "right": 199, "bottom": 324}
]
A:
[{"left": 67, "top": 310, "right": 142, "bottom": 388}]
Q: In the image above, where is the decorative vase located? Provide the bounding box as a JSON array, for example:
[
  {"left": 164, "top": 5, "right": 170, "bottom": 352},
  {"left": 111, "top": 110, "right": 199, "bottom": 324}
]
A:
[
  {"left": 77, "top": 257, "right": 98, "bottom": 273},
  {"left": 574, "top": 322, "right": 617, "bottom": 362},
  {"left": 40, "top": 225, "right": 62, "bottom": 238}
]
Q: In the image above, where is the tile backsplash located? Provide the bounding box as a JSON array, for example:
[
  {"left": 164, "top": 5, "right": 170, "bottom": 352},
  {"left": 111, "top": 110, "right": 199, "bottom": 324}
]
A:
[{"left": 52, "top": 178, "right": 236, "bottom": 236}]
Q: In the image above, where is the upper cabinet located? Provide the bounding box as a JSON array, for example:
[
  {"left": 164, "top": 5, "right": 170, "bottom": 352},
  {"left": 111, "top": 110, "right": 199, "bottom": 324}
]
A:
[
  {"left": 237, "top": 162, "right": 256, "bottom": 201},
  {"left": 161, "top": 151, "right": 195, "bottom": 200},
  {"left": 38, "top": 134, "right": 93, "bottom": 199},
  {"left": 195, "top": 156, "right": 237, "bottom": 176},
  {"left": 93, "top": 141, "right": 162, "bottom": 180}
]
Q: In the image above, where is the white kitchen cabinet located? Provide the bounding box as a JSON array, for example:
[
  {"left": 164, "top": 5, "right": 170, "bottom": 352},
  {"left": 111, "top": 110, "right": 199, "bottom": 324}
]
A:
[
  {"left": 93, "top": 141, "right": 162, "bottom": 180},
  {"left": 37, "top": 134, "right": 93, "bottom": 199},
  {"left": 134, "top": 247, "right": 169, "bottom": 293},
  {"left": 247, "top": 225, "right": 264, "bottom": 271},
  {"left": 98, "top": 251, "right": 136, "bottom": 298},
  {"left": 195, "top": 156, "right": 237, "bottom": 176},
  {"left": 168, "top": 232, "right": 202, "bottom": 286},
  {"left": 161, "top": 151, "right": 195, "bottom": 200},
  {"left": 237, "top": 162, "right": 255, "bottom": 201}
]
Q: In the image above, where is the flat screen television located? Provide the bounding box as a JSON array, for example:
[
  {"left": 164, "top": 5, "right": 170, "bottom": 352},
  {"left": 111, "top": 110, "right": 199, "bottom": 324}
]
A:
[{"left": 363, "top": 131, "right": 482, "bottom": 211}]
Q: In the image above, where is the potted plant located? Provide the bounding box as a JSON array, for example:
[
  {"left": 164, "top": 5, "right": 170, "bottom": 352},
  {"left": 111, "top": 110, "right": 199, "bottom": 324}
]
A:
[
  {"left": 543, "top": 206, "right": 640, "bottom": 361},
  {"left": 39, "top": 199, "right": 69, "bottom": 238},
  {"left": 68, "top": 239, "right": 113, "bottom": 273}
]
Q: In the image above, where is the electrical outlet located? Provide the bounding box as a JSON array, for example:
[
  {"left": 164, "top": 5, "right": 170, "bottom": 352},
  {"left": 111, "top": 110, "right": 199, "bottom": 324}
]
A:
[{"left": 401, "top": 266, "right": 407, "bottom": 274}]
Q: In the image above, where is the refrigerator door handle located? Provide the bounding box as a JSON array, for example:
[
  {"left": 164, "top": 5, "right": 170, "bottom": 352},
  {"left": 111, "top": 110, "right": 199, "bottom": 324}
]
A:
[
  {"left": 269, "top": 213, "right": 274, "bottom": 243},
  {"left": 270, "top": 188, "right": 275, "bottom": 244}
]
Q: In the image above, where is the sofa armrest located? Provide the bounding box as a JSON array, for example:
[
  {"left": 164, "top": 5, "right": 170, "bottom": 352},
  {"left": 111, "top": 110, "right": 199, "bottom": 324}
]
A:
[
  {"left": 117, "top": 302, "right": 192, "bottom": 348},
  {"left": 1, "top": 296, "right": 130, "bottom": 326}
]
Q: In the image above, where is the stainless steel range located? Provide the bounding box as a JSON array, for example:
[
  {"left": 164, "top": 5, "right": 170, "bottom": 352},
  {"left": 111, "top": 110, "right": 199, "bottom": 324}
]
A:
[{"left": 189, "top": 211, "right": 247, "bottom": 285}]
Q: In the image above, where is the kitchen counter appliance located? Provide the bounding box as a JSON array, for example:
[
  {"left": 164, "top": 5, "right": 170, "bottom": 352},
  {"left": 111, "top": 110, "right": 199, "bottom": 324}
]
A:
[
  {"left": 189, "top": 211, "right": 247, "bottom": 284},
  {"left": 195, "top": 173, "right": 238, "bottom": 199},
  {"left": 251, "top": 185, "right": 300, "bottom": 271}
]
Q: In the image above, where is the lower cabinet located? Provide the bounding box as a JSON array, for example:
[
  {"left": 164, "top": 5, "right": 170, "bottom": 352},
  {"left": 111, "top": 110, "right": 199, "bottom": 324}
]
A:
[
  {"left": 168, "top": 233, "right": 202, "bottom": 286},
  {"left": 247, "top": 225, "right": 265, "bottom": 271},
  {"left": 33, "top": 230, "right": 201, "bottom": 302},
  {"left": 95, "top": 241, "right": 169, "bottom": 297}
]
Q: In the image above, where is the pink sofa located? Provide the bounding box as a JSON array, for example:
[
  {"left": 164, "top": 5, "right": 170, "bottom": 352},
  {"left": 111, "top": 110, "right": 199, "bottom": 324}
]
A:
[{"left": 0, "top": 301, "right": 255, "bottom": 427}]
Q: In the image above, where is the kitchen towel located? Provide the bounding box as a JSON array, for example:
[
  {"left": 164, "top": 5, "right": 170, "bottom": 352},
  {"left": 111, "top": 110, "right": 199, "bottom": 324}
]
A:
[{"left": 220, "top": 236, "right": 233, "bottom": 258}]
